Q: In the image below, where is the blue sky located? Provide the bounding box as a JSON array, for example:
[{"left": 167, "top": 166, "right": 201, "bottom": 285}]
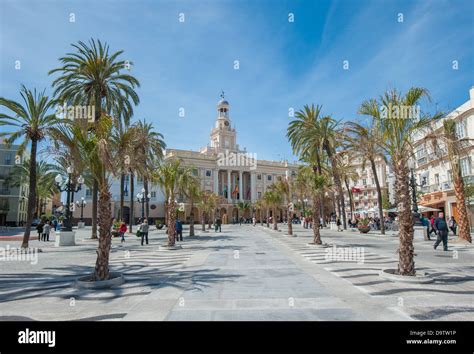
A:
[{"left": 1, "top": 0, "right": 473, "bottom": 162}]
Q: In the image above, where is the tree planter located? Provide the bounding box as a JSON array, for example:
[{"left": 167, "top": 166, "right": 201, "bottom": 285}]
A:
[
  {"left": 77, "top": 221, "right": 85, "bottom": 229},
  {"left": 379, "top": 268, "right": 433, "bottom": 284},
  {"left": 156, "top": 224, "right": 164, "bottom": 230},
  {"left": 159, "top": 244, "right": 183, "bottom": 250},
  {"left": 75, "top": 272, "right": 124, "bottom": 289},
  {"left": 307, "top": 242, "right": 329, "bottom": 247},
  {"left": 55, "top": 231, "right": 76, "bottom": 247},
  {"left": 358, "top": 226, "right": 371, "bottom": 234}
]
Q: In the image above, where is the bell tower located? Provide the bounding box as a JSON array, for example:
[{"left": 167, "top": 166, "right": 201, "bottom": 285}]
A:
[{"left": 210, "top": 91, "right": 237, "bottom": 151}]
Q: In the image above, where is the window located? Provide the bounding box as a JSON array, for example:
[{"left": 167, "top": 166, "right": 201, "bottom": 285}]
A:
[
  {"left": 371, "top": 178, "right": 375, "bottom": 185},
  {"left": 4, "top": 153, "right": 12, "bottom": 165},
  {"left": 364, "top": 191, "right": 368, "bottom": 197},
  {"left": 257, "top": 192, "right": 261, "bottom": 198},
  {"left": 86, "top": 189, "right": 92, "bottom": 197},
  {"left": 137, "top": 176, "right": 143, "bottom": 183},
  {"left": 416, "top": 146, "right": 426, "bottom": 160},
  {"left": 151, "top": 191, "right": 157, "bottom": 198},
  {"left": 435, "top": 173, "right": 440, "bottom": 185},
  {"left": 192, "top": 169, "right": 198, "bottom": 177},
  {"left": 267, "top": 175, "right": 272, "bottom": 181},
  {"left": 372, "top": 191, "right": 376, "bottom": 196},
  {"left": 206, "top": 170, "right": 212, "bottom": 177},
  {"left": 456, "top": 120, "right": 467, "bottom": 139},
  {"left": 362, "top": 179, "right": 367, "bottom": 186},
  {"left": 460, "top": 157, "right": 471, "bottom": 177},
  {"left": 257, "top": 174, "right": 262, "bottom": 180}
]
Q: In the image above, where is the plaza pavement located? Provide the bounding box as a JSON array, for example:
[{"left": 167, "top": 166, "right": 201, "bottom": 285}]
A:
[{"left": 0, "top": 223, "right": 472, "bottom": 321}]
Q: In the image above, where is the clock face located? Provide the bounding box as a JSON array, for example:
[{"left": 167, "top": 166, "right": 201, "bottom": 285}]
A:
[{"left": 224, "top": 121, "right": 229, "bottom": 126}]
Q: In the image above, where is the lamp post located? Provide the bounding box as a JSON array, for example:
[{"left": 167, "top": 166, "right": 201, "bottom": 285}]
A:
[
  {"left": 136, "top": 188, "right": 151, "bottom": 220},
  {"left": 409, "top": 167, "right": 423, "bottom": 226},
  {"left": 76, "top": 197, "right": 86, "bottom": 222},
  {"left": 55, "top": 167, "right": 84, "bottom": 232}
]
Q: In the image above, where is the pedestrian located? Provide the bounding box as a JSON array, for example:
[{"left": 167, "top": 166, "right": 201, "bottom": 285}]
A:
[
  {"left": 175, "top": 218, "right": 183, "bottom": 241},
  {"left": 421, "top": 216, "right": 431, "bottom": 240},
  {"left": 42, "top": 221, "right": 50, "bottom": 241},
  {"left": 252, "top": 216, "right": 256, "bottom": 226},
  {"left": 53, "top": 219, "right": 58, "bottom": 232},
  {"left": 139, "top": 219, "right": 149, "bottom": 246},
  {"left": 36, "top": 221, "right": 44, "bottom": 241},
  {"left": 448, "top": 216, "right": 457, "bottom": 236},
  {"left": 119, "top": 221, "right": 127, "bottom": 243},
  {"left": 429, "top": 215, "right": 436, "bottom": 238},
  {"left": 433, "top": 212, "right": 449, "bottom": 251},
  {"left": 215, "top": 215, "right": 222, "bottom": 232},
  {"left": 336, "top": 218, "right": 342, "bottom": 232}
]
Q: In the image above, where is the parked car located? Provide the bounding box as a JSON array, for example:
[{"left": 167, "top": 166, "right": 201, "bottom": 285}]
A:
[{"left": 31, "top": 219, "right": 40, "bottom": 227}]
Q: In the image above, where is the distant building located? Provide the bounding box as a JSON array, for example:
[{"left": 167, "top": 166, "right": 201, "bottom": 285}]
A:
[
  {"left": 342, "top": 155, "right": 391, "bottom": 219},
  {"left": 0, "top": 142, "right": 29, "bottom": 226},
  {"left": 413, "top": 87, "right": 474, "bottom": 226},
  {"left": 73, "top": 95, "right": 299, "bottom": 224}
]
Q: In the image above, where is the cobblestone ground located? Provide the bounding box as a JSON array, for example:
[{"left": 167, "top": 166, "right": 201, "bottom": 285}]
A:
[{"left": 0, "top": 224, "right": 472, "bottom": 321}]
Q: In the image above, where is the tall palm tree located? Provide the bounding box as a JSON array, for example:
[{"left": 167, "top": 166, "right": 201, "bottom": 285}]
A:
[
  {"left": 237, "top": 201, "right": 251, "bottom": 221},
  {"left": 425, "top": 119, "right": 472, "bottom": 243},
  {"left": 184, "top": 177, "right": 201, "bottom": 236},
  {"left": 135, "top": 119, "right": 166, "bottom": 218},
  {"left": 154, "top": 159, "right": 194, "bottom": 246},
  {"left": 271, "top": 177, "right": 293, "bottom": 235},
  {"left": 0, "top": 86, "right": 58, "bottom": 248},
  {"left": 359, "top": 87, "right": 442, "bottom": 275},
  {"left": 295, "top": 166, "right": 328, "bottom": 244},
  {"left": 336, "top": 154, "right": 359, "bottom": 221},
  {"left": 262, "top": 190, "right": 282, "bottom": 230},
  {"left": 49, "top": 38, "right": 140, "bottom": 239},
  {"left": 343, "top": 121, "right": 386, "bottom": 233}
]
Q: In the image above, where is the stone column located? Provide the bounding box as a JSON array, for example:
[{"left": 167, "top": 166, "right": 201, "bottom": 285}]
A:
[
  {"left": 214, "top": 169, "right": 219, "bottom": 195},
  {"left": 250, "top": 172, "right": 256, "bottom": 202},
  {"left": 227, "top": 170, "right": 231, "bottom": 203},
  {"left": 239, "top": 171, "right": 243, "bottom": 201}
]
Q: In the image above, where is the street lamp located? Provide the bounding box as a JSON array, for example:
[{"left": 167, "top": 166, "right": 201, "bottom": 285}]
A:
[
  {"left": 55, "top": 167, "right": 84, "bottom": 231},
  {"left": 136, "top": 187, "right": 151, "bottom": 219},
  {"left": 408, "top": 165, "right": 423, "bottom": 226},
  {"left": 76, "top": 197, "right": 87, "bottom": 222}
]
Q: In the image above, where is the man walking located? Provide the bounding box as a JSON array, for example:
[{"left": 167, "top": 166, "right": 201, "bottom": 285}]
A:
[
  {"left": 215, "top": 215, "right": 222, "bottom": 232},
  {"left": 175, "top": 218, "right": 183, "bottom": 241},
  {"left": 139, "top": 219, "right": 149, "bottom": 246},
  {"left": 433, "top": 212, "right": 449, "bottom": 251}
]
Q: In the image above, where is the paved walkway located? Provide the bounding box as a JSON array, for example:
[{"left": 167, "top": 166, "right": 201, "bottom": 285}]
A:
[{"left": 0, "top": 224, "right": 472, "bottom": 321}]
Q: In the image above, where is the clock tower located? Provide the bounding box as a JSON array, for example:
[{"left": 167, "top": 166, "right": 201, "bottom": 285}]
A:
[{"left": 210, "top": 91, "right": 238, "bottom": 152}]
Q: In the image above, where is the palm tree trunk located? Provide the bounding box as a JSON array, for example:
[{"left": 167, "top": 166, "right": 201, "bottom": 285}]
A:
[
  {"left": 119, "top": 173, "right": 125, "bottom": 221},
  {"left": 329, "top": 154, "right": 347, "bottom": 229},
  {"left": 370, "top": 158, "right": 385, "bottom": 235},
  {"left": 201, "top": 211, "right": 206, "bottom": 231},
  {"left": 21, "top": 139, "right": 37, "bottom": 248},
  {"left": 344, "top": 178, "right": 354, "bottom": 222},
  {"left": 93, "top": 188, "right": 113, "bottom": 280},
  {"left": 168, "top": 197, "right": 176, "bottom": 246},
  {"left": 91, "top": 180, "right": 98, "bottom": 239},
  {"left": 189, "top": 201, "right": 195, "bottom": 236},
  {"left": 394, "top": 158, "right": 415, "bottom": 275},
  {"left": 453, "top": 171, "right": 471, "bottom": 242},
  {"left": 273, "top": 207, "right": 278, "bottom": 230},
  {"left": 129, "top": 172, "right": 134, "bottom": 233},
  {"left": 312, "top": 195, "right": 322, "bottom": 244}
]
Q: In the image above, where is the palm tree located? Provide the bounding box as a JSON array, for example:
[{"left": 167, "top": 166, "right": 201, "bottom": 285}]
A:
[
  {"left": 255, "top": 198, "right": 266, "bottom": 225},
  {"left": 336, "top": 154, "right": 359, "bottom": 221},
  {"left": 425, "top": 119, "right": 472, "bottom": 243},
  {"left": 154, "top": 159, "right": 194, "bottom": 246},
  {"left": 199, "top": 191, "right": 219, "bottom": 231},
  {"left": 237, "top": 201, "right": 251, "bottom": 222},
  {"left": 359, "top": 87, "right": 442, "bottom": 275},
  {"left": 49, "top": 38, "right": 140, "bottom": 239},
  {"left": 184, "top": 177, "right": 201, "bottom": 236},
  {"left": 134, "top": 119, "right": 166, "bottom": 218},
  {"left": 0, "top": 86, "right": 58, "bottom": 248},
  {"left": 262, "top": 190, "right": 282, "bottom": 230},
  {"left": 343, "top": 121, "right": 386, "bottom": 233},
  {"left": 271, "top": 177, "right": 293, "bottom": 235},
  {"left": 295, "top": 166, "right": 328, "bottom": 244},
  {"left": 7, "top": 159, "right": 60, "bottom": 218}
]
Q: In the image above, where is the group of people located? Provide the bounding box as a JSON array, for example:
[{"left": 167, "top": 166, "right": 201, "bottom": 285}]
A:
[
  {"left": 421, "top": 213, "right": 456, "bottom": 251},
  {"left": 36, "top": 220, "right": 55, "bottom": 241}
]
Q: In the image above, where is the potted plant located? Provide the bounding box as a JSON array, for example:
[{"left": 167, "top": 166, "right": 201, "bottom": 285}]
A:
[
  {"left": 357, "top": 218, "right": 371, "bottom": 233},
  {"left": 156, "top": 220, "right": 164, "bottom": 230}
]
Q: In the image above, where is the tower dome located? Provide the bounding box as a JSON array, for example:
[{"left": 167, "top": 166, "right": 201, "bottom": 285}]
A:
[{"left": 217, "top": 91, "right": 230, "bottom": 119}]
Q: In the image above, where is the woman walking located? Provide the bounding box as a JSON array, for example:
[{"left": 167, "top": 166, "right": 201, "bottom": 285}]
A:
[{"left": 139, "top": 219, "right": 149, "bottom": 246}]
